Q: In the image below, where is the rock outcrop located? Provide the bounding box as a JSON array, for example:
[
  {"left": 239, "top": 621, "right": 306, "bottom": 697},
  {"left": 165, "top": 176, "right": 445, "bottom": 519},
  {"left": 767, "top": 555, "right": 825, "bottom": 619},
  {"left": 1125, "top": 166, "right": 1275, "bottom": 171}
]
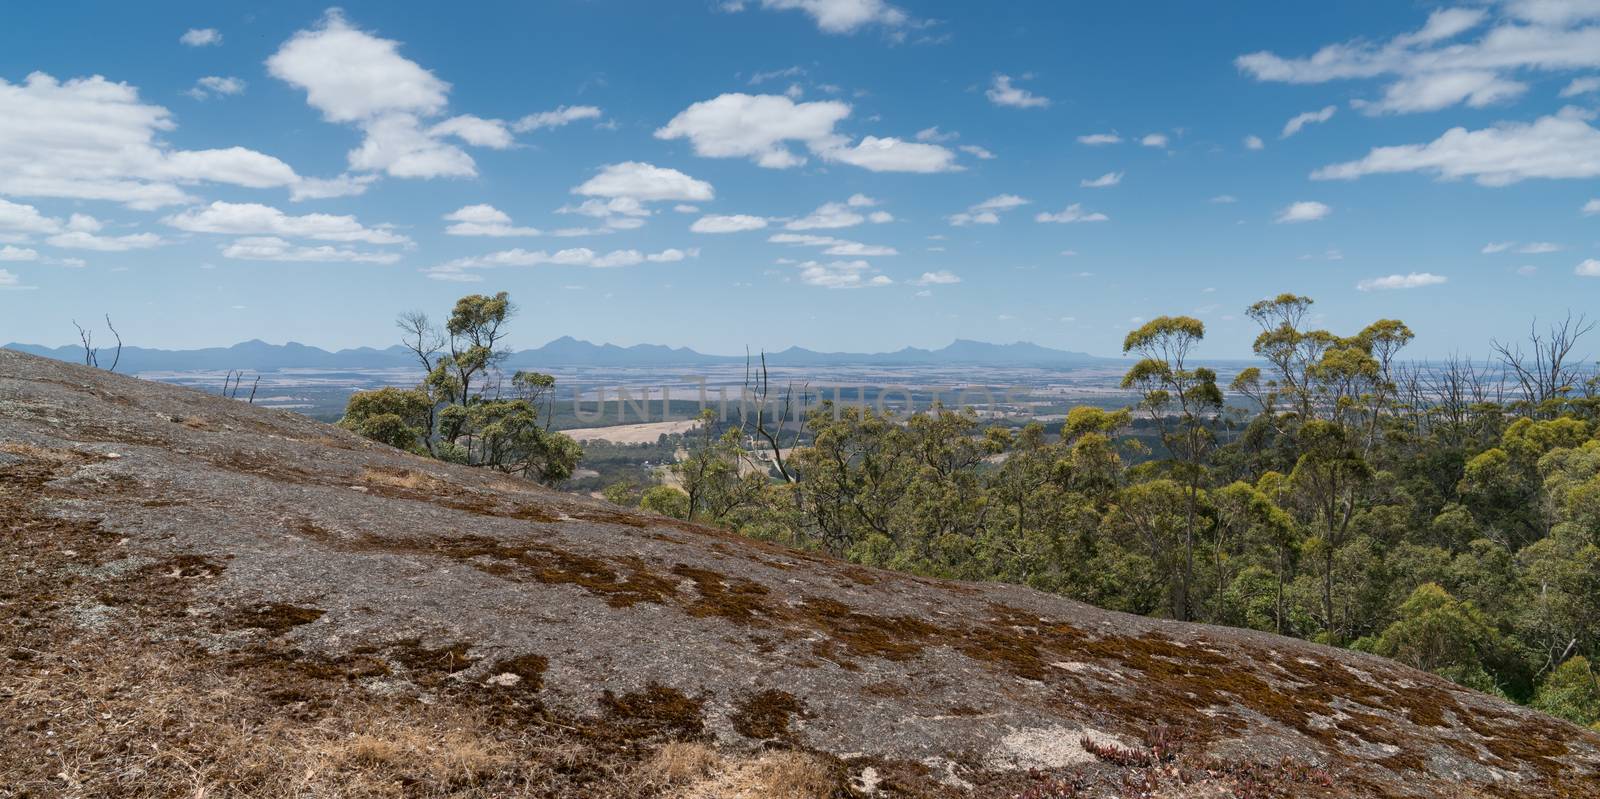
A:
[{"left": 3, "top": 348, "right": 1598, "bottom": 798}]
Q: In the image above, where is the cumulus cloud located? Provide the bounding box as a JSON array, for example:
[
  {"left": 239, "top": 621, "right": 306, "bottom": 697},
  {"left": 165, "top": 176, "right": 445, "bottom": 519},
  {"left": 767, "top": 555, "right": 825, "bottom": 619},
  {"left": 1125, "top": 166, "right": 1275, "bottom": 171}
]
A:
[
  {"left": 1275, "top": 201, "right": 1331, "bottom": 223},
  {"left": 1356, "top": 272, "right": 1447, "bottom": 291},
  {"left": 1081, "top": 171, "right": 1123, "bottom": 188},
  {"left": 513, "top": 105, "right": 603, "bottom": 132},
  {"left": 655, "top": 92, "right": 958, "bottom": 172},
  {"left": 573, "top": 162, "right": 714, "bottom": 203},
  {"left": 1562, "top": 76, "right": 1600, "bottom": 97},
  {"left": 791, "top": 258, "right": 891, "bottom": 288},
  {"left": 768, "top": 232, "right": 897, "bottom": 256},
  {"left": 429, "top": 115, "right": 514, "bottom": 149},
  {"left": 786, "top": 196, "right": 892, "bottom": 229},
  {"left": 1281, "top": 105, "right": 1335, "bottom": 137},
  {"left": 1035, "top": 203, "right": 1109, "bottom": 224},
  {"left": 947, "top": 194, "right": 1028, "bottom": 225},
  {"left": 267, "top": 10, "right": 519, "bottom": 180},
  {"left": 46, "top": 229, "right": 164, "bottom": 251},
  {"left": 180, "top": 28, "right": 221, "bottom": 47},
  {"left": 1312, "top": 107, "right": 1600, "bottom": 186},
  {"left": 1077, "top": 133, "right": 1121, "bottom": 146},
  {"left": 1244, "top": 135, "right": 1265, "bottom": 150},
  {"left": 691, "top": 214, "right": 769, "bottom": 233},
  {"left": 1209, "top": 194, "right": 1238, "bottom": 204},
  {"left": 221, "top": 236, "right": 401, "bottom": 263},
  {"left": 1237, "top": 6, "right": 1600, "bottom": 115},
  {"left": 741, "top": 0, "right": 908, "bottom": 34},
  {"left": 187, "top": 76, "right": 245, "bottom": 100},
  {"left": 443, "top": 204, "right": 540, "bottom": 237},
  {"left": 959, "top": 144, "right": 996, "bottom": 159},
  {"left": 1583, "top": 198, "right": 1600, "bottom": 214},
  {"left": 1141, "top": 133, "right": 1169, "bottom": 148},
  {"left": 1577, "top": 258, "right": 1600, "bottom": 277},
  {"left": 0, "top": 267, "right": 31, "bottom": 289},
  {"left": 0, "top": 245, "right": 39, "bottom": 261},
  {"left": 424, "top": 246, "right": 697, "bottom": 280},
  {"left": 912, "top": 270, "right": 960, "bottom": 285},
  {"left": 164, "top": 201, "right": 410, "bottom": 244},
  {"left": 987, "top": 74, "right": 1049, "bottom": 108},
  {"left": 0, "top": 198, "right": 63, "bottom": 235},
  {"left": 0, "top": 72, "right": 307, "bottom": 208}
]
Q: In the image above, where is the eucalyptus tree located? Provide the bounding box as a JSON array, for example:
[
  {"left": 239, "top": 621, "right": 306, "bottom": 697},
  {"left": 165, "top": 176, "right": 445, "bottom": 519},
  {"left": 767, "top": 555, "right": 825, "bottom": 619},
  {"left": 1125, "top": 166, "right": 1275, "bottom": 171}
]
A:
[{"left": 1121, "top": 315, "right": 1223, "bottom": 621}]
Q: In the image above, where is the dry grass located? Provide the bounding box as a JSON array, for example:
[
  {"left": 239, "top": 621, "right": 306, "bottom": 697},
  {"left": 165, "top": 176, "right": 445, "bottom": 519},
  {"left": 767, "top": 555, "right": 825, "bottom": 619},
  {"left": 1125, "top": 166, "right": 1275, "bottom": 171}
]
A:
[
  {"left": 360, "top": 466, "right": 449, "bottom": 492},
  {"left": 0, "top": 441, "right": 78, "bottom": 462},
  {"left": 669, "top": 751, "right": 837, "bottom": 799},
  {"left": 633, "top": 742, "right": 723, "bottom": 789}
]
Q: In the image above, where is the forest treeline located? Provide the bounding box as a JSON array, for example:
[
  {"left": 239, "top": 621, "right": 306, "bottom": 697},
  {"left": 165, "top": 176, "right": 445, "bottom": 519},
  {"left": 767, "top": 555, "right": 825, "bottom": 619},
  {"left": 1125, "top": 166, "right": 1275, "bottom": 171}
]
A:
[{"left": 341, "top": 292, "right": 1600, "bottom": 730}]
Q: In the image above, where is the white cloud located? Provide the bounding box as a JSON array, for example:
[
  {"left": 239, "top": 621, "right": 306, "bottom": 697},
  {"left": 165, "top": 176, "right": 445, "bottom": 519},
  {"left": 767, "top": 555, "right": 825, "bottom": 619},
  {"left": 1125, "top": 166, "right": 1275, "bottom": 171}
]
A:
[
  {"left": 1562, "top": 76, "right": 1600, "bottom": 97},
  {"left": 424, "top": 246, "right": 697, "bottom": 280},
  {"left": 429, "top": 115, "right": 514, "bottom": 149},
  {"left": 0, "top": 198, "right": 62, "bottom": 234},
  {"left": 512, "top": 105, "right": 603, "bottom": 132},
  {"left": 187, "top": 76, "right": 245, "bottom": 100},
  {"left": 1356, "top": 272, "right": 1447, "bottom": 291},
  {"left": 0, "top": 268, "right": 30, "bottom": 289},
  {"left": 749, "top": 66, "right": 806, "bottom": 85},
  {"left": 47, "top": 230, "right": 164, "bottom": 251},
  {"left": 1281, "top": 105, "right": 1335, "bottom": 137},
  {"left": 1209, "top": 194, "right": 1238, "bottom": 204},
  {"left": 912, "top": 270, "right": 960, "bottom": 285},
  {"left": 692, "top": 214, "right": 769, "bottom": 233},
  {"left": 289, "top": 173, "right": 378, "bottom": 201},
  {"left": 1081, "top": 171, "right": 1123, "bottom": 188},
  {"left": 1140, "top": 133, "right": 1169, "bottom": 148},
  {"left": 180, "top": 28, "right": 222, "bottom": 47},
  {"left": 267, "top": 11, "right": 447, "bottom": 123},
  {"left": 791, "top": 258, "right": 891, "bottom": 288},
  {"left": 1519, "top": 241, "right": 1561, "bottom": 253},
  {"left": 267, "top": 10, "right": 510, "bottom": 180},
  {"left": 1582, "top": 198, "right": 1600, "bottom": 214},
  {"left": 443, "top": 204, "right": 540, "bottom": 237},
  {"left": 674, "top": 204, "right": 701, "bottom": 213},
  {"left": 959, "top": 144, "right": 996, "bottom": 159},
  {"left": 1361, "top": 71, "right": 1526, "bottom": 114},
  {"left": 0, "top": 245, "right": 38, "bottom": 261},
  {"left": 751, "top": 0, "right": 908, "bottom": 34},
  {"left": 0, "top": 72, "right": 304, "bottom": 208},
  {"left": 947, "top": 194, "right": 1028, "bottom": 226},
  {"left": 768, "top": 231, "right": 897, "bottom": 256},
  {"left": 1244, "top": 135, "right": 1265, "bottom": 150},
  {"left": 1035, "top": 203, "right": 1109, "bottom": 224},
  {"left": 655, "top": 92, "right": 958, "bottom": 172},
  {"left": 574, "top": 162, "right": 715, "bottom": 202},
  {"left": 1483, "top": 241, "right": 1515, "bottom": 253},
  {"left": 221, "top": 236, "right": 400, "bottom": 264},
  {"left": 1237, "top": 6, "right": 1600, "bottom": 115},
  {"left": 1313, "top": 108, "right": 1600, "bottom": 186},
  {"left": 655, "top": 93, "right": 850, "bottom": 168},
  {"left": 1275, "top": 200, "right": 1331, "bottom": 223},
  {"left": 786, "top": 197, "right": 892, "bottom": 229},
  {"left": 820, "top": 135, "right": 960, "bottom": 172},
  {"left": 916, "top": 126, "right": 957, "bottom": 142},
  {"left": 1077, "top": 133, "right": 1121, "bottom": 146},
  {"left": 987, "top": 74, "right": 1050, "bottom": 108},
  {"left": 1577, "top": 258, "right": 1600, "bottom": 277},
  {"left": 165, "top": 201, "right": 411, "bottom": 244}
]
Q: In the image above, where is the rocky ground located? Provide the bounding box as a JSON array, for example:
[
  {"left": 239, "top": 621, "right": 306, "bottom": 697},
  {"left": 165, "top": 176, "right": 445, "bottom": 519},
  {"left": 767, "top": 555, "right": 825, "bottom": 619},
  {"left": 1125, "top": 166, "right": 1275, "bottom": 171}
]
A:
[{"left": 3, "top": 348, "right": 1599, "bottom": 798}]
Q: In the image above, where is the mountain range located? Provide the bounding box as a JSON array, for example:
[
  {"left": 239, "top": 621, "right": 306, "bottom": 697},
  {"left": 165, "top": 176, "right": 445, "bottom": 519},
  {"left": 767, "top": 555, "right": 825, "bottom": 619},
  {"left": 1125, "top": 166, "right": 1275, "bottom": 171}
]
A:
[{"left": 3, "top": 336, "right": 1113, "bottom": 372}]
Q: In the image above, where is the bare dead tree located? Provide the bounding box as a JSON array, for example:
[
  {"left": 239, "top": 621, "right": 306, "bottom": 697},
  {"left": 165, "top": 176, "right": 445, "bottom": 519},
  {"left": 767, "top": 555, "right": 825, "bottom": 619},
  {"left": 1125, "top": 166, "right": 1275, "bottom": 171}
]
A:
[
  {"left": 72, "top": 320, "right": 97, "bottom": 367},
  {"left": 740, "top": 350, "right": 805, "bottom": 483},
  {"left": 247, "top": 375, "right": 261, "bottom": 404},
  {"left": 397, "top": 310, "right": 444, "bottom": 373},
  {"left": 1491, "top": 312, "right": 1596, "bottom": 416},
  {"left": 103, "top": 315, "right": 122, "bottom": 373}
]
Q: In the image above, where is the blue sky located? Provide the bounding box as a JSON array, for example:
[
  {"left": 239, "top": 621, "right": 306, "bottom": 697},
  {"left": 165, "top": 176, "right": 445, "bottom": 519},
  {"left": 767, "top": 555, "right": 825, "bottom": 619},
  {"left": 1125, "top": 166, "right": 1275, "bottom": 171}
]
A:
[{"left": 1, "top": 0, "right": 1597, "bottom": 358}]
